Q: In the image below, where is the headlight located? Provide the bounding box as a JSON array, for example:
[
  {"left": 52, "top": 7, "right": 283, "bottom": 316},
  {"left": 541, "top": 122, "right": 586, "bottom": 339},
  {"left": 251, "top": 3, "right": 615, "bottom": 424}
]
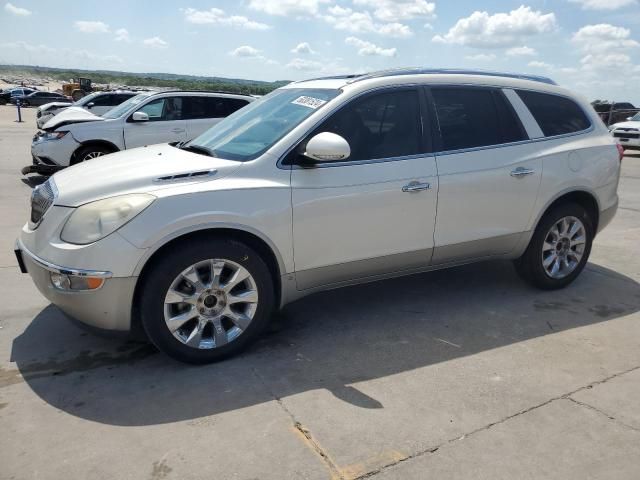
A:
[
  {"left": 41, "top": 131, "right": 68, "bottom": 141},
  {"left": 61, "top": 194, "right": 155, "bottom": 245}
]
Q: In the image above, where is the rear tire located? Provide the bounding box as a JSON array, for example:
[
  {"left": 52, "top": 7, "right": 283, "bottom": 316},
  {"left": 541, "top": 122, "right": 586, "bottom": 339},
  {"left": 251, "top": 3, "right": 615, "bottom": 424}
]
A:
[
  {"left": 515, "top": 202, "right": 594, "bottom": 290},
  {"left": 140, "top": 237, "right": 275, "bottom": 364}
]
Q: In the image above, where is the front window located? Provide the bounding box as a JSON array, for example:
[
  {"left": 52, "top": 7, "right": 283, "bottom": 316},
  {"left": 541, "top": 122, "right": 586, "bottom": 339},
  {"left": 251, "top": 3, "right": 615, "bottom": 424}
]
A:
[
  {"left": 102, "top": 93, "right": 153, "bottom": 119},
  {"left": 631, "top": 112, "right": 640, "bottom": 122},
  {"left": 74, "top": 92, "right": 101, "bottom": 106},
  {"left": 187, "top": 88, "right": 341, "bottom": 161}
]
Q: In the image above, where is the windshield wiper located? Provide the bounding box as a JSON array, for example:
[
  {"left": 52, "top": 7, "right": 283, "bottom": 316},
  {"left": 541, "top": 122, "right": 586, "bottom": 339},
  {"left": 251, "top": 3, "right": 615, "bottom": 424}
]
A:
[{"left": 178, "top": 143, "right": 216, "bottom": 157}]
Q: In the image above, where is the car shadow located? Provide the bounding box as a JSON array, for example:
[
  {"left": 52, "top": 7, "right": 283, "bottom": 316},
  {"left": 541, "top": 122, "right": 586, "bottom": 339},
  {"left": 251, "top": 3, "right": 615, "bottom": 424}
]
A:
[{"left": 9, "top": 260, "right": 640, "bottom": 426}]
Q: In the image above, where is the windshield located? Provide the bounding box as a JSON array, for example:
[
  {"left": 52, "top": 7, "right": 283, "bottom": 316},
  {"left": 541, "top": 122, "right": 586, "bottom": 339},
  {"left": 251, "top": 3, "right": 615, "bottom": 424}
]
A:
[
  {"left": 102, "top": 92, "right": 152, "bottom": 119},
  {"left": 631, "top": 112, "right": 640, "bottom": 121},
  {"left": 188, "top": 88, "right": 341, "bottom": 161}
]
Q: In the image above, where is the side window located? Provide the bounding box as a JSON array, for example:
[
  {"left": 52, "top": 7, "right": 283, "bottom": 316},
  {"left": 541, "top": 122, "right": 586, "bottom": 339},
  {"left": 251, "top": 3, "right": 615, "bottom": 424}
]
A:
[
  {"left": 92, "top": 95, "right": 114, "bottom": 107},
  {"left": 138, "top": 97, "right": 183, "bottom": 121},
  {"left": 222, "top": 98, "right": 249, "bottom": 116},
  {"left": 184, "top": 96, "right": 208, "bottom": 119},
  {"left": 432, "top": 87, "right": 520, "bottom": 151},
  {"left": 312, "top": 89, "right": 423, "bottom": 162},
  {"left": 515, "top": 90, "right": 591, "bottom": 136}
]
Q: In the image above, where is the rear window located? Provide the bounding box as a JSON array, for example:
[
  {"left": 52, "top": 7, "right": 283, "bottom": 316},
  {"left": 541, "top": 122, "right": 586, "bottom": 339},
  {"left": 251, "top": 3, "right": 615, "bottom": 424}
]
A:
[
  {"left": 516, "top": 90, "right": 591, "bottom": 137},
  {"left": 432, "top": 87, "right": 527, "bottom": 151}
]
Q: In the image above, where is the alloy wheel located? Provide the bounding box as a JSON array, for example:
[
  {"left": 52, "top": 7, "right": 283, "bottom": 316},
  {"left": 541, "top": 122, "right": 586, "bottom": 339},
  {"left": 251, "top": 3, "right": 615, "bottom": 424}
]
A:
[{"left": 541, "top": 216, "right": 587, "bottom": 279}]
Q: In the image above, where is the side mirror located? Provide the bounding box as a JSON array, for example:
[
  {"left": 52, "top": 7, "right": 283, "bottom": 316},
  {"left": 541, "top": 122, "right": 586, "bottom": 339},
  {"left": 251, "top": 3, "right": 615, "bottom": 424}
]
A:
[
  {"left": 86, "top": 102, "right": 95, "bottom": 108},
  {"left": 303, "top": 132, "right": 350, "bottom": 162},
  {"left": 131, "top": 111, "right": 149, "bottom": 122}
]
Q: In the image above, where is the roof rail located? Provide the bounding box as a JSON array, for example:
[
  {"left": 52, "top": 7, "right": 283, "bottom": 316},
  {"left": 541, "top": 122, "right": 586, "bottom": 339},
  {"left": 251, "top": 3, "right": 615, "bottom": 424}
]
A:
[
  {"left": 345, "top": 68, "right": 557, "bottom": 85},
  {"left": 148, "top": 89, "right": 256, "bottom": 96},
  {"left": 292, "top": 74, "right": 363, "bottom": 83}
]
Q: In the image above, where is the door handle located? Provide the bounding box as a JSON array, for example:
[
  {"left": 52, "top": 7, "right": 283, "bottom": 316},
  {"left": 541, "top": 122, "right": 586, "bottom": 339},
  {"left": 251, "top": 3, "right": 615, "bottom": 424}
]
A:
[
  {"left": 510, "top": 167, "right": 535, "bottom": 178},
  {"left": 172, "top": 128, "right": 185, "bottom": 133},
  {"left": 402, "top": 181, "right": 431, "bottom": 193}
]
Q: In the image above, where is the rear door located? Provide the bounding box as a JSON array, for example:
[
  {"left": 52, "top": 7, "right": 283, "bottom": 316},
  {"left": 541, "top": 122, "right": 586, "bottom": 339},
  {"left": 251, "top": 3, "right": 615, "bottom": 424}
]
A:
[
  {"left": 428, "top": 86, "right": 542, "bottom": 264},
  {"left": 184, "top": 96, "right": 250, "bottom": 141},
  {"left": 123, "top": 96, "right": 187, "bottom": 148}
]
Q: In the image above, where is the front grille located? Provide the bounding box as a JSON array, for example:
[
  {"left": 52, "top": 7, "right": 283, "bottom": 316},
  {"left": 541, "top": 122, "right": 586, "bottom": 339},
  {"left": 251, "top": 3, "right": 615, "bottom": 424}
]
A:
[
  {"left": 614, "top": 132, "right": 640, "bottom": 139},
  {"left": 30, "top": 178, "right": 56, "bottom": 227}
]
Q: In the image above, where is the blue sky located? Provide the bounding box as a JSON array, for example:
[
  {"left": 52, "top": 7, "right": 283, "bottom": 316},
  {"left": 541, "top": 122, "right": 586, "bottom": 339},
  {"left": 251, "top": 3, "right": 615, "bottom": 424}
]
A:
[{"left": 1, "top": 1, "right": 639, "bottom": 103}]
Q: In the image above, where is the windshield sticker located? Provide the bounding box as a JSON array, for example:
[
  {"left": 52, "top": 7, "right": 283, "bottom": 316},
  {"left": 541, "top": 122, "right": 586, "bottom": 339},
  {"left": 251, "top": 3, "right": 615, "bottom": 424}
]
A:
[{"left": 291, "top": 96, "right": 327, "bottom": 109}]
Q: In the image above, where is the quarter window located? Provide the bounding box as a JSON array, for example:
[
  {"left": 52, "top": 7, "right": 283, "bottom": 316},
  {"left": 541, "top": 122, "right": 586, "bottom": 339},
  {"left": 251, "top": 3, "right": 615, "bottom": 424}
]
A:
[
  {"left": 432, "top": 87, "right": 526, "bottom": 152},
  {"left": 515, "top": 90, "right": 591, "bottom": 136},
  {"left": 312, "top": 89, "right": 423, "bottom": 162}
]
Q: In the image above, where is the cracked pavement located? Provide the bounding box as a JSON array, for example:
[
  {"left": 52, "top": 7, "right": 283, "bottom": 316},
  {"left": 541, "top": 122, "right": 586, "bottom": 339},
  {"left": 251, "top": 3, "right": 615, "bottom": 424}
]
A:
[{"left": 1, "top": 107, "right": 640, "bottom": 479}]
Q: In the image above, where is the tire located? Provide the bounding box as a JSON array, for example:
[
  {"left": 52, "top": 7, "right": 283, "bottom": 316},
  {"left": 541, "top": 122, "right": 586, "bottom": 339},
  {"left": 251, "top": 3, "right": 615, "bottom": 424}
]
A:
[
  {"left": 0, "top": 98, "right": 7, "bottom": 105},
  {"left": 140, "top": 237, "right": 275, "bottom": 364},
  {"left": 515, "top": 202, "right": 594, "bottom": 290},
  {"left": 73, "top": 145, "right": 112, "bottom": 164}
]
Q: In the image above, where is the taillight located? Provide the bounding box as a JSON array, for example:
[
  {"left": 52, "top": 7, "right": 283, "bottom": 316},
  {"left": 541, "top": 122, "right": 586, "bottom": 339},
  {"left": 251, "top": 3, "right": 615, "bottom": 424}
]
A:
[{"left": 616, "top": 143, "right": 624, "bottom": 162}]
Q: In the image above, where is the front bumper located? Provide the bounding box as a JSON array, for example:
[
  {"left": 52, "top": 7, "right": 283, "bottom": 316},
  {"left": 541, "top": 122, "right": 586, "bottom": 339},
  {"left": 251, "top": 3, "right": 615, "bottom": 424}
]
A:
[
  {"left": 17, "top": 240, "right": 136, "bottom": 331},
  {"left": 31, "top": 132, "right": 80, "bottom": 168},
  {"left": 612, "top": 131, "right": 640, "bottom": 149}
]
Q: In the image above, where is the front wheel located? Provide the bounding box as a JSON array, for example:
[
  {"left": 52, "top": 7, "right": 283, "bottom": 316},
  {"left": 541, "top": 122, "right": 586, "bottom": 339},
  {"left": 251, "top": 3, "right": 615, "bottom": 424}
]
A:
[
  {"left": 515, "top": 203, "right": 594, "bottom": 290},
  {"left": 73, "top": 145, "right": 111, "bottom": 164},
  {"left": 140, "top": 238, "right": 275, "bottom": 364}
]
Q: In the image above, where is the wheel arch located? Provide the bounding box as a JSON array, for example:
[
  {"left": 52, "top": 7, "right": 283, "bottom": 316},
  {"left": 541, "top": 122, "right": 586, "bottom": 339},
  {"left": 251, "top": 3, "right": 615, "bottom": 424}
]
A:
[
  {"left": 70, "top": 140, "right": 120, "bottom": 165},
  {"left": 130, "top": 226, "right": 285, "bottom": 337}
]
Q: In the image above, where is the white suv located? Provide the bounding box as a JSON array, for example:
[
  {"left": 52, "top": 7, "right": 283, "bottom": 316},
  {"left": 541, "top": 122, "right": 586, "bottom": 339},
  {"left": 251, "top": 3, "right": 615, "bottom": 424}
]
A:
[
  {"left": 27, "top": 90, "right": 254, "bottom": 174},
  {"left": 16, "top": 69, "right": 621, "bottom": 363},
  {"left": 609, "top": 112, "right": 640, "bottom": 151},
  {"left": 35, "top": 91, "right": 137, "bottom": 129}
]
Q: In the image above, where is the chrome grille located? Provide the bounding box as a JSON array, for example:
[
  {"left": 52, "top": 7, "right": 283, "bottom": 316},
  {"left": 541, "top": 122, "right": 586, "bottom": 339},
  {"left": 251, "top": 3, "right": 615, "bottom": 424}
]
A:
[{"left": 30, "top": 179, "right": 56, "bottom": 228}]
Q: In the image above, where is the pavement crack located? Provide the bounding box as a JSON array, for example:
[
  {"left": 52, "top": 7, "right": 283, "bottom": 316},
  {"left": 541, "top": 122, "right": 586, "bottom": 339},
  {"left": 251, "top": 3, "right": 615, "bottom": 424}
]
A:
[
  {"left": 565, "top": 397, "right": 640, "bottom": 433},
  {"left": 355, "top": 364, "right": 640, "bottom": 479},
  {"left": 251, "top": 367, "right": 344, "bottom": 480}
]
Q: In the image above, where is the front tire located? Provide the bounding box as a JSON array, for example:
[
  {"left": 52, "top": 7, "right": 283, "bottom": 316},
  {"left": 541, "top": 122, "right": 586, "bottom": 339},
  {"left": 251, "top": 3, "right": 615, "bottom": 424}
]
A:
[
  {"left": 73, "top": 145, "right": 111, "bottom": 164},
  {"left": 140, "top": 238, "right": 275, "bottom": 364},
  {"left": 515, "top": 203, "right": 594, "bottom": 290}
]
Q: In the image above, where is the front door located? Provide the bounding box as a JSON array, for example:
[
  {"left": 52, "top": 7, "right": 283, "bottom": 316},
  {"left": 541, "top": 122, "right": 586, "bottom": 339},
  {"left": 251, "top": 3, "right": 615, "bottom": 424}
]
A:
[
  {"left": 428, "top": 86, "right": 542, "bottom": 264},
  {"left": 124, "top": 96, "right": 187, "bottom": 148},
  {"left": 290, "top": 88, "right": 438, "bottom": 290}
]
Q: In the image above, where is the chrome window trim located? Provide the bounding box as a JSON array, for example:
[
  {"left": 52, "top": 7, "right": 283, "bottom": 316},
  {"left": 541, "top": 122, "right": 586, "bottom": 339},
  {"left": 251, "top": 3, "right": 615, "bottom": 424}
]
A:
[{"left": 18, "top": 240, "right": 113, "bottom": 279}]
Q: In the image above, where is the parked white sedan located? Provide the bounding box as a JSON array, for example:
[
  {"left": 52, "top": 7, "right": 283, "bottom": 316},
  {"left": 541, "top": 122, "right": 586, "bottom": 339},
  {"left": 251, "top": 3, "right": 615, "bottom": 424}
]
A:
[
  {"left": 35, "top": 91, "right": 137, "bottom": 129},
  {"left": 609, "top": 112, "right": 640, "bottom": 151}
]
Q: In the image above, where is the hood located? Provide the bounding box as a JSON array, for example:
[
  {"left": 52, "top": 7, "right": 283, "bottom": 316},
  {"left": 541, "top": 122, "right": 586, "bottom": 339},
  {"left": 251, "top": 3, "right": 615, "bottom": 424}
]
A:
[
  {"left": 52, "top": 143, "right": 243, "bottom": 207},
  {"left": 43, "top": 106, "right": 102, "bottom": 131},
  {"left": 610, "top": 121, "right": 640, "bottom": 131},
  {"left": 39, "top": 102, "right": 72, "bottom": 112}
]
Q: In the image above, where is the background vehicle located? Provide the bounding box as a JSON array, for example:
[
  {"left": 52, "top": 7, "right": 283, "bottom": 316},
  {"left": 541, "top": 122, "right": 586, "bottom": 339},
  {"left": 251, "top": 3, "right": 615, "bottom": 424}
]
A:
[
  {"left": 609, "top": 111, "right": 640, "bottom": 151},
  {"left": 17, "top": 70, "right": 621, "bottom": 363},
  {"left": 26, "top": 90, "right": 254, "bottom": 174},
  {"left": 36, "top": 90, "right": 137, "bottom": 128},
  {"left": 593, "top": 101, "right": 638, "bottom": 125},
  {"left": 11, "top": 91, "right": 70, "bottom": 107},
  {"left": 62, "top": 77, "right": 93, "bottom": 101},
  {"left": 0, "top": 87, "right": 37, "bottom": 105}
]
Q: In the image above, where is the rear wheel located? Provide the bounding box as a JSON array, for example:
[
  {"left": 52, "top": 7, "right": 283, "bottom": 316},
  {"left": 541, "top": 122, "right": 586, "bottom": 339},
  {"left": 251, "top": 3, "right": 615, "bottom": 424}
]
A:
[
  {"left": 515, "top": 203, "right": 594, "bottom": 290},
  {"left": 140, "top": 238, "right": 275, "bottom": 364}
]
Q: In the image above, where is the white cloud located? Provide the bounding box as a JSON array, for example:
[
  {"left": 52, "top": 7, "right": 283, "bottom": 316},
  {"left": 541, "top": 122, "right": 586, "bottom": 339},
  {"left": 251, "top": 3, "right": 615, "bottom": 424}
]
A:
[
  {"left": 353, "top": 0, "right": 435, "bottom": 22},
  {"left": 345, "top": 36, "right": 397, "bottom": 56},
  {"left": 572, "top": 24, "right": 640, "bottom": 53},
  {"left": 322, "top": 6, "right": 412, "bottom": 37},
  {"left": 506, "top": 46, "right": 537, "bottom": 56},
  {"left": 4, "top": 2, "right": 30, "bottom": 16},
  {"left": 286, "top": 58, "right": 324, "bottom": 70},
  {"left": 465, "top": 53, "right": 497, "bottom": 61},
  {"left": 74, "top": 20, "right": 110, "bottom": 33},
  {"left": 114, "top": 28, "right": 130, "bottom": 42},
  {"left": 230, "top": 45, "right": 261, "bottom": 57},
  {"left": 568, "top": 0, "right": 638, "bottom": 10},
  {"left": 182, "top": 7, "right": 270, "bottom": 30},
  {"left": 291, "top": 42, "right": 316, "bottom": 54},
  {"left": 143, "top": 36, "right": 168, "bottom": 48},
  {"left": 528, "top": 60, "right": 554, "bottom": 69},
  {"left": 248, "top": 0, "right": 328, "bottom": 16},
  {"left": 433, "top": 6, "right": 556, "bottom": 48}
]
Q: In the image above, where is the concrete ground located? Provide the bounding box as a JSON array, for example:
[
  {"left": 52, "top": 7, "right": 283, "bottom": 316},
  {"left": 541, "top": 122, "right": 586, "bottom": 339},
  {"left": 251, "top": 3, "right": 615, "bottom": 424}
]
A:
[{"left": 1, "top": 105, "right": 639, "bottom": 480}]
